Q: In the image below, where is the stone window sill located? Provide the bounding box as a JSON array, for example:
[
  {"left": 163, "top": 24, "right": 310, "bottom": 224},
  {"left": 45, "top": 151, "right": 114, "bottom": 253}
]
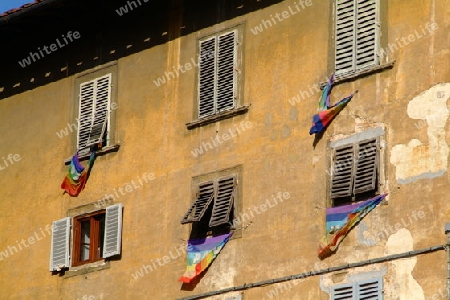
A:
[
  {"left": 186, "top": 105, "right": 251, "bottom": 130},
  {"left": 64, "top": 144, "right": 120, "bottom": 165},
  {"left": 320, "top": 61, "right": 396, "bottom": 89},
  {"left": 64, "top": 261, "right": 110, "bottom": 278}
]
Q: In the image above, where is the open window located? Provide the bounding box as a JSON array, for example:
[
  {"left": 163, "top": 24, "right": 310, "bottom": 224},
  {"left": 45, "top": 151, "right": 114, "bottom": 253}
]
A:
[
  {"left": 181, "top": 176, "right": 236, "bottom": 239},
  {"left": 49, "top": 203, "right": 123, "bottom": 272}
]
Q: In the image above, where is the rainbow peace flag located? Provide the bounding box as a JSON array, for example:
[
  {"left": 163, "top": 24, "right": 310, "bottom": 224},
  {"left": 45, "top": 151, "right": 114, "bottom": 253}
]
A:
[
  {"left": 309, "top": 73, "right": 354, "bottom": 135},
  {"left": 61, "top": 151, "right": 96, "bottom": 197},
  {"left": 318, "top": 194, "right": 387, "bottom": 259},
  {"left": 179, "top": 233, "right": 232, "bottom": 283}
]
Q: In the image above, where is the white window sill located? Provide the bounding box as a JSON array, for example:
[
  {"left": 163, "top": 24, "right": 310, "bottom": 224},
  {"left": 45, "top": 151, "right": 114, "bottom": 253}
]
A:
[
  {"left": 186, "top": 105, "right": 251, "bottom": 130},
  {"left": 64, "top": 260, "right": 110, "bottom": 278}
]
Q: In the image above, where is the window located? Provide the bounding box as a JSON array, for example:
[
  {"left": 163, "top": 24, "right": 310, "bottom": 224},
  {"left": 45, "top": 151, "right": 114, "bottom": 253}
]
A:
[
  {"left": 331, "top": 278, "right": 383, "bottom": 299},
  {"left": 49, "top": 203, "right": 123, "bottom": 271},
  {"left": 181, "top": 175, "right": 237, "bottom": 238},
  {"left": 72, "top": 211, "right": 105, "bottom": 266},
  {"left": 198, "top": 29, "right": 238, "bottom": 119},
  {"left": 330, "top": 128, "right": 385, "bottom": 206},
  {"left": 335, "top": 0, "right": 380, "bottom": 75},
  {"left": 77, "top": 74, "right": 111, "bottom": 153}
]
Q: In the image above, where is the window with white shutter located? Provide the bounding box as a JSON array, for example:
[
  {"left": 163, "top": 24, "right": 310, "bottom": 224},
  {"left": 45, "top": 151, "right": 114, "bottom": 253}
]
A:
[
  {"left": 181, "top": 175, "right": 237, "bottom": 238},
  {"left": 330, "top": 136, "right": 380, "bottom": 206},
  {"left": 198, "top": 29, "right": 238, "bottom": 119},
  {"left": 77, "top": 73, "right": 112, "bottom": 153},
  {"left": 331, "top": 278, "right": 383, "bottom": 300},
  {"left": 49, "top": 204, "right": 123, "bottom": 272},
  {"left": 335, "top": 0, "right": 379, "bottom": 75}
]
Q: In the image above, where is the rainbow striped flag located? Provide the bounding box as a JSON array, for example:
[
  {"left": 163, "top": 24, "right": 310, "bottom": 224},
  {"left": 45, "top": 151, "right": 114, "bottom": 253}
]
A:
[
  {"left": 309, "top": 73, "right": 354, "bottom": 135},
  {"left": 318, "top": 194, "right": 387, "bottom": 259},
  {"left": 61, "top": 151, "right": 96, "bottom": 197},
  {"left": 179, "top": 233, "right": 232, "bottom": 283}
]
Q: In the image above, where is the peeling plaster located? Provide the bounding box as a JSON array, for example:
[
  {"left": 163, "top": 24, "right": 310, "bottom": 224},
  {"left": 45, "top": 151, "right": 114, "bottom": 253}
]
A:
[
  {"left": 384, "top": 228, "right": 424, "bottom": 300},
  {"left": 391, "top": 83, "right": 450, "bottom": 184}
]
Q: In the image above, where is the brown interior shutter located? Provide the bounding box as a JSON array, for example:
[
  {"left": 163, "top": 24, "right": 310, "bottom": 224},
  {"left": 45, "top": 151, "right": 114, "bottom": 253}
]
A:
[
  {"left": 209, "top": 176, "right": 236, "bottom": 227},
  {"left": 181, "top": 181, "right": 215, "bottom": 224},
  {"left": 330, "top": 144, "right": 355, "bottom": 198}
]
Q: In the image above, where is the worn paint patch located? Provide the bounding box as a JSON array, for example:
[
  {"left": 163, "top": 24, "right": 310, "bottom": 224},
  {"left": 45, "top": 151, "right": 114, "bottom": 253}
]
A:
[
  {"left": 384, "top": 228, "right": 424, "bottom": 300},
  {"left": 390, "top": 83, "right": 450, "bottom": 184}
]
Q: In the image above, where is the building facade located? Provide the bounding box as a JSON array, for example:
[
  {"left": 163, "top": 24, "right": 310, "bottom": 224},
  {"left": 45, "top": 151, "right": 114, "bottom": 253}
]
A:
[{"left": 0, "top": 0, "right": 449, "bottom": 299}]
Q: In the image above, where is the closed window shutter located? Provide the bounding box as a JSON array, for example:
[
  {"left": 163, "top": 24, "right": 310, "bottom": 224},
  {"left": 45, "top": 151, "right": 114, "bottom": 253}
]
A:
[
  {"left": 49, "top": 217, "right": 71, "bottom": 271},
  {"left": 355, "top": 0, "right": 379, "bottom": 70},
  {"left": 353, "top": 138, "right": 378, "bottom": 194},
  {"left": 209, "top": 176, "right": 235, "bottom": 227},
  {"left": 216, "top": 30, "right": 237, "bottom": 113},
  {"left": 78, "top": 80, "right": 95, "bottom": 151},
  {"left": 335, "top": 0, "right": 356, "bottom": 75},
  {"left": 103, "top": 203, "right": 123, "bottom": 258},
  {"left": 331, "top": 144, "right": 355, "bottom": 198},
  {"left": 87, "top": 74, "right": 111, "bottom": 146},
  {"left": 198, "top": 37, "right": 217, "bottom": 118},
  {"left": 181, "top": 181, "right": 215, "bottom": 224},
  {"left": 332, "top": 282, "right": 354, "bottom": 300},
  {"left": 356, "top": 278, "right": 382, "bottom": 299}
]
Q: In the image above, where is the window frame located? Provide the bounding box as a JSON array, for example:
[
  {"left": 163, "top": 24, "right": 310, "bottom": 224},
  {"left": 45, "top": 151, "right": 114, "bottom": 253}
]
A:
[
  {"left": 181, "top": 165, "right": 243, "bottom": 239},
  {"left": 186, "top": 24, "right": 248, "bottom": 130},
  {"left": 72, "top": 210, "right": 106, "bottom": 267},
  {"left": 71, "top": 63, "right": 119, "bottom": 160},
  {"left": 328, "top": 128, "right": 386, "bottom": 207},
  {"left": 333, "top": 0, "right": 381, "bottom": 76}
]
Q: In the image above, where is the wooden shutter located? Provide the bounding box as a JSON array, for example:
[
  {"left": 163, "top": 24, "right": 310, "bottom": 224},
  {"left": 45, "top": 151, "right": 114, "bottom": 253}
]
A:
[
  {"left": 331, "top": 144, "right": 355, "bottom": 198},
  {"left": 332, "top": 282, "right": 354, "bottom": 300},
  {"left": 209, "top": 176, "right": 235, "bottom": 227},
  {"left": 198, "top": 37, "right": 216, "bottom": 118},
  {"left": 87, "top": 74, "right": 111, "bottom": 146},
  {"left": 356, "top": 278, "right": 382, "bottom": 299},
  {"left": 355, "top": 0, "right": 379, "bottom": 70},
  {"left": 216, "top": 31, "right": 237, "bottom": 113},
  {"left": 49, "top": 217, "right": 71, "bottom": 271},
  {"left": 181, "top": 181, "right": 215, "bottom": 224},
  {"left": 103, "top": 203, "right": 123, "bottom": 258},
  {"left": 78, "top": 80, "right": 95, "bottom": 151},
  {"left": 335, "top": 0, "right": 356, "bottom": 74},
  {"left": 353, "top": 138, "right": 378, "bottom": 194}
]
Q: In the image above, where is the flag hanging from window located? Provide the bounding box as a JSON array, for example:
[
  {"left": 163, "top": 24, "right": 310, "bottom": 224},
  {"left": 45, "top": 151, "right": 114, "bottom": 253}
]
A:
[
  {"left": 309, "top": 73, "right": 355, "bottom": 135},
  {"left": 179, "top": 233, "right": 232, "bottom": 283},
  {"left": 318, "top": 194, "right": 387, "bottom": 259},
  {"left": 61, "top": 151, "right": 96, "bottom": 197}
]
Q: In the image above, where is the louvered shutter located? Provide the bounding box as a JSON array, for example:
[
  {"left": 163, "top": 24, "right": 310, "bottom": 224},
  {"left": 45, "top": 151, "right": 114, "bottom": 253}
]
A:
[
  {"left": 355, "top": 0, "right": 379, "bottom": 70},
  {"left": 209, "top": 176, "right": 235, "bottom": 227},
  {"left": 49, "top": 217, "right": 71, "bottom": 271},
  {"left": 181, "top": 181, "right": 215, "bottom": 224},
  {"left": 353, "top": 138, "right": 378, "bottom": 194},
  {"left": 103, "top": 203, "right": 123, "bottom": 258},
  {"left": 356, "top": 278, "right": 382, "bottom": 299},
  {"left": 87, "top": 74, "right": 111, "bottom": 146},
  {"left": 198, "top": 37, "right": 216, "bottom": 118},
  {"left": 332, "top": 282, "right": 354, "bottom": 300},
  {"left": 216, "top": 31, "right": 237, "bottom": 113},
  {"left": 78, "top": 80, "right": 95, "bottom": 151},
  {"left": 331, "top": 144, "right": 355, "bottom": 198},
  {"left": 335, "top": 0, "right": 356, "bottom": 75}
]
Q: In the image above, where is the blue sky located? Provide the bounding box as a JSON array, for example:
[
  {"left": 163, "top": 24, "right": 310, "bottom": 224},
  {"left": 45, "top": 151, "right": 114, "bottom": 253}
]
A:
[{"left": 0, "top": 0, "right": 34, "bottom": 14}]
